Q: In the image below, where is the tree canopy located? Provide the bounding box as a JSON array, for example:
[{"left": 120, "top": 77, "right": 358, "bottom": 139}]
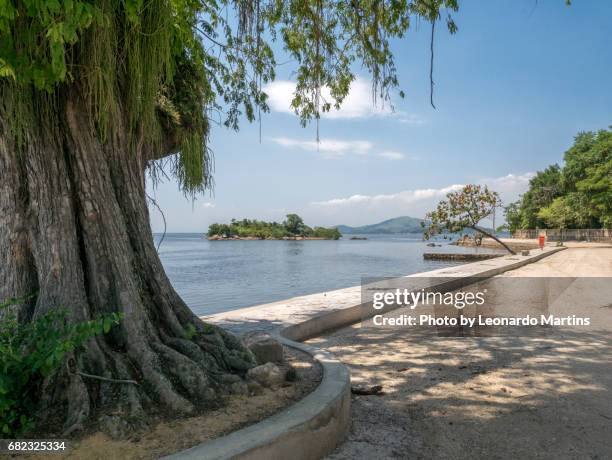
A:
[
  {"left": 505, "top": 128, "right": 612, "bottom": 231},
  {"left": 1, "top": 0, "right": 458, "bottom": 195}
]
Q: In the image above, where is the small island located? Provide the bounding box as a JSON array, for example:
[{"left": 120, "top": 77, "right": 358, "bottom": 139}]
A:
[{"left": 207, "top": 214, "right": 342, "bottom": 240}]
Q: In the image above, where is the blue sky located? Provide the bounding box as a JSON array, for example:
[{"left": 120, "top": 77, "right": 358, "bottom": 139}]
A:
[{"left": 148, "top": 0, "right": 612, "bottom": 232}]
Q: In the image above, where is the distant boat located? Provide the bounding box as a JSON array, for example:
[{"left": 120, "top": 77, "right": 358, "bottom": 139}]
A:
[{"left": 350, "top": 236, "right": 368, "bottom": 240}]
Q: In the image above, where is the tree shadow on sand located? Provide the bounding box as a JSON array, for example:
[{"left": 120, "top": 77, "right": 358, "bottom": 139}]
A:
[{"left": 312, "top": 327, "right": 612, "bottom": 459}]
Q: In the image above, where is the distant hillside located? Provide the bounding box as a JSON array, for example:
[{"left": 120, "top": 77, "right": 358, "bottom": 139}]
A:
[{"left": 335, "top": 216, "right": 424, "bottom": 234}]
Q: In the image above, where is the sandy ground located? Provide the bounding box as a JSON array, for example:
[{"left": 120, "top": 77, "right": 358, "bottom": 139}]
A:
[
  {"left": 504, "top": 243, "right": 612, "bottom": 276},
  {"left": 17, "top": 347, "right": 321, "bottom": 460},
  {"left": 310, "top": 247, "right": 612, "bottom": 459}
]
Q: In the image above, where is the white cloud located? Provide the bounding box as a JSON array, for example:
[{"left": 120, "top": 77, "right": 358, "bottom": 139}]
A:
[
  {"left": 270, "top": 137, "right": 419, "bottom": 162},
  {"left": 264, "top": 77, "right": 398, "bottom": 120},
  {"left": 269, "top": 137, "right": 373, "bottom": 156},
  {"left": 201, "top": 202, "right": 215, "bottom": 209},
  {"left": 479, "top": 172, "right": 534, "bottom": 198},
  {"left": 312, "top": 173, "right": 534, "bottom": 208},
  {"left": 378, "top": 151, "right": 405, "bottom": 160},
  {"left": 307, "top": 173, "right": 535, "bottom": 226},
  {"left": 312, "top": 184, "right": 463, "bottom": 208},
  {"left": 397, "top": 114, "right": 425, "bottom": 125}
]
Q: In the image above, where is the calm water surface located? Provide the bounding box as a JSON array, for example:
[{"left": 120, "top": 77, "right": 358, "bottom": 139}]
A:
[{"left": 155, "top": 233, "right": 500, "bottom": 316}]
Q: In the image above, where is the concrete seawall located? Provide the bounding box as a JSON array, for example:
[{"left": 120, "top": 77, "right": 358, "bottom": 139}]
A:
[
  {"left": 206, "top": 247, "right": 565, "bottom": 341},
  {"left": 281, "top": 247, "right": 565, "bottom": 342},
  {"left": 454, "top": 237, "right": 539, "bottom": 251},
  {"left": 423, "top": 252, "right": 502, "bottom": 261}
]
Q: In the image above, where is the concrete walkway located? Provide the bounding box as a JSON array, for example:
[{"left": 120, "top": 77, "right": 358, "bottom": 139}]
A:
[
  {"left": 309, "top": 247, "right": 612, "bottom": 459},
  {"left": 203, "top": 247, "right": 562, "bottom": 336}
]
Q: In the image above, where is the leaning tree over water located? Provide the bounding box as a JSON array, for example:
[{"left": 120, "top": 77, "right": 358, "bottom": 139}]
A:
[
  {"left": 423, "top": 184, "right": 516, "bottom": 254},
  {"left": 0, "top": 0, "right": 458, "bottom": 434}
]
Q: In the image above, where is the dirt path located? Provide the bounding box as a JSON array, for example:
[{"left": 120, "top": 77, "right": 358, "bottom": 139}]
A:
[{"left": 310, "top": 247, "right": 612, "bottom": 459}]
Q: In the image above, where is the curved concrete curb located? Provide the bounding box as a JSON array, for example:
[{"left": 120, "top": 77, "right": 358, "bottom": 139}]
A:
[{"left": 162, "top": 334, "right": 351, "bottom": 460}]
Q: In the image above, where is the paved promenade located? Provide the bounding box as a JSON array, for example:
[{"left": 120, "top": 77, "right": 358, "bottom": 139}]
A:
[{"left": 203, "top": 247, "right": 563, "bottom": 336}]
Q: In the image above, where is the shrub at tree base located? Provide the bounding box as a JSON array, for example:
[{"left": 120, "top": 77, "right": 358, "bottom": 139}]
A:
[{"left": 0, "top": 298, "right": 121, "bottom": 438}]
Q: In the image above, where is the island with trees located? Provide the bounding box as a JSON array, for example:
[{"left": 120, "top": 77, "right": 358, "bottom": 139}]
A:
[{"left": 207, "top": 214, "right": 342, "bottom": 240}]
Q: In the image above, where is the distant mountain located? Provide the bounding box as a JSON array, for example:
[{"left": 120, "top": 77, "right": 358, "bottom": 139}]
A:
[{"left": 335, "top": 216, "right": 424, "bottom": 234}]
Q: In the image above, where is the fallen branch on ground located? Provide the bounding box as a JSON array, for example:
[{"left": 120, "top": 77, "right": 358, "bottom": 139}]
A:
[{"left": 351, "top": 384, "right": 385, "bottom": 396}]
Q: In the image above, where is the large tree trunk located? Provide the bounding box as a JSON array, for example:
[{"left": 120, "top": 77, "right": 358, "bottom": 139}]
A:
[{"left": 0, "top": 88, "right": 255, "bottom": 436}]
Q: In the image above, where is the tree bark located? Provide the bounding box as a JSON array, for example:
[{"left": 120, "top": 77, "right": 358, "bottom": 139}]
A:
[
  {"left": 0, "top": 89, "right": 255, "bottom": 436},
  {"left": 470, "top": 226, "right": 516, "bottom": 255}
]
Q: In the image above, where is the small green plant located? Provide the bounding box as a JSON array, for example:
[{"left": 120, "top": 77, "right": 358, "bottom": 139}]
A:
[
  {"left": 0, "top": 298, "right": 121, "bottom": 438},
  {"left": 184, "top": 323, "right": 197, "bottom": 340}
]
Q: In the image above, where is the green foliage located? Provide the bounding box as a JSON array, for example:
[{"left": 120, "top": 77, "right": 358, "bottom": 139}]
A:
[
  {"left": 284, "top": 214, "right": 306, "bottom": 235},
  {"left": 537, "top": 196, "right": 578, "bottom": 229},
  {"left": 309, "top": 226, "right": 342, "bottom": 239},
  {"left": 503, "top": 201, "right": 522, "bottom": 233},
  {"left": 423, "top": 184, "right": 500, "bottom": 238},
  {"left": 507, "top": 128, "right": 612, "bottom": 230},
  {"left": 184, "top": 323, "right": 197, "bottom": 340},
  {"left": 0, "top": 0, "right": 101, "bottom": 89},
  {"left": 0, "top": 298, "right": 121, "bottom": 438},
  {"left": 572, "top": 131, "right": 612, "bottom": 227},
  {"left": 1, "top": 0, "right": 460, "bottom": 196},
  {"left": 208, "top": 214, "right": 340, "bottom": 239},
  {"left": 516, "top": 165, "right": 563, "bottom": 229}
]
